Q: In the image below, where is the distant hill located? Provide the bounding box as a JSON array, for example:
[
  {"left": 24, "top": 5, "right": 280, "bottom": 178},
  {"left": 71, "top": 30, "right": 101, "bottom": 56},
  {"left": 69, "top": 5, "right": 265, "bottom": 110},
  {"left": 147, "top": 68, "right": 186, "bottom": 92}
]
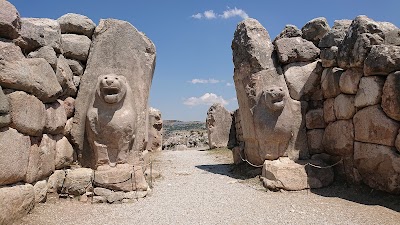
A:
[{"left": 163, "top": 120, "right": 206, "bottom": 138}]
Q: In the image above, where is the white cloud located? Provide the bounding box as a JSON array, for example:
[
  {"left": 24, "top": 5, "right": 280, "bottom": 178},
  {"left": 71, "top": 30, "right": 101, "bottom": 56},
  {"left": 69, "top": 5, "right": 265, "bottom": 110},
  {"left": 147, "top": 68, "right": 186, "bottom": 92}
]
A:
[
  {"left": 183, "top": 93, "right": 229, "bottom": 106},
  {"left": 189, "top": 78, "right": 220, "bottom": 84},
  {"left": 226, "top": 82, "right": 234, "bottom": 87},
  {"left": 192, "top": 8, "right": 248, "bottom": 20},
  {"left": 221, "top": 7, "right": 249, "bottom": 19}
]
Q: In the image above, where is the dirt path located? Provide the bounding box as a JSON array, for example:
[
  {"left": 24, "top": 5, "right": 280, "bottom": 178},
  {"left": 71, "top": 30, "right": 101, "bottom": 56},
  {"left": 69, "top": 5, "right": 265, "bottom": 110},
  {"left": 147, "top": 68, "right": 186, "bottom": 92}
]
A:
[{"left": 17, "top": 149, "right": 400, "bottom": 225}]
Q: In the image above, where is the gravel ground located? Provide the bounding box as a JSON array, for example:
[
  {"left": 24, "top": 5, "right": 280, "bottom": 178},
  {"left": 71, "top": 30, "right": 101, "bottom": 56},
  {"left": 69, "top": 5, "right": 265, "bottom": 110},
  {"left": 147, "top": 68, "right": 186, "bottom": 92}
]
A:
[{"left": 16, "top": 148, "right": 400, "bottom": 225}]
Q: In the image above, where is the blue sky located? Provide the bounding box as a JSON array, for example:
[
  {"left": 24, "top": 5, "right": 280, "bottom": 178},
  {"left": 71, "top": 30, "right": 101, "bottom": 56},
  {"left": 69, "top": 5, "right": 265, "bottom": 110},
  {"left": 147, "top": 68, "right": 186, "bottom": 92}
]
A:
[{"left": 9, "top": 0, "right": 400, "bottom": 121}]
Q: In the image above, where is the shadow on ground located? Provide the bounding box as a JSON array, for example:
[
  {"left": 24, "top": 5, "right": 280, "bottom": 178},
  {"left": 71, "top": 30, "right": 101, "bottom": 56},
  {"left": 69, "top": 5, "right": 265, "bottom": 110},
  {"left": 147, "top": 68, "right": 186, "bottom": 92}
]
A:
[{"left": 196, "top": 162, "right": 261, "bottom": 180}]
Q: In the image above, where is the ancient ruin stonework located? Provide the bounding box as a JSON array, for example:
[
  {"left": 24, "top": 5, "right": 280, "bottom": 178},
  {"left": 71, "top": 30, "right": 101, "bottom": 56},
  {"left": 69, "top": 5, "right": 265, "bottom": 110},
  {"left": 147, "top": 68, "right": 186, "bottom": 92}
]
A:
[
  {"left": 147, "top": 107, "right": 163, "bottom": 152},
  {"left": 206, "top": 103, "right": 233, "bottom": 149}
]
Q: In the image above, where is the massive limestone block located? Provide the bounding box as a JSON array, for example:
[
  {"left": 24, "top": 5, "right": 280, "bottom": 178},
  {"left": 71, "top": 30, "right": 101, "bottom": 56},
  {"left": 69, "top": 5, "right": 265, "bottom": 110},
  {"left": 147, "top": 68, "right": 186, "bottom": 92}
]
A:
[
  {"left": 63, "top": 168, "right": 93, "bottom": 196},
  {"left": 283, "top": 60, "right": 323, "bottom": 101},
  {"left": 54, "top": 135, "right": 74, "bottom": 170},
  {"left": 55, "top": 55, "right": 77, "bottom": 97},
  {"left": 301, "top": 17, "right": 330, "bottom": 45},
  {"left": 0, "top": 127, "right": 30, "bottom": 185},
  {"left": 337, "top": 16, "right": 385, "bottom": 69},
  {"left": 261, "top": 157, "right": 334, "bottom": 191},
  {"left": 323, "top": 98, "right": 336, "bottom": 123},
  {"left": 0, "top": 184, "right": 35, "bottom": 225},
  {"left": 16, "top": 18, "right": 62, "bottom": 53},
  {"left": 66, "top": 58, "right": 84, "bottom": 76},
  {"left": 147, "top": 107, "right": 163, "bottom": 152},
  {"left": 339, "top": 68, "right": 363, "bottom": 94},
  {"left": 62, "top": 97, "right": 75, "bottom": 118},
  {"left": 61, "top": 34, "right": 91, "bottom": 61},
  {"left": 0, "top": 40, "right": 24, "bottom": 61},
  {"left": 382, "top": 71, "right": 400, "bottom": 121},
  {"left": 0, "top": 58, "right": 62, "bottom": 103},
  {"left": 33, "top": 180, "right": 48, "bottom": 203},
  {"left": 72, "top": 19, "right": 156, "bottom": 168},
  {"left": 25, "top": 134, "right": 56, "bottom": 183},
  {"left": 321, "top": 67, "right": 343, "bottom": 99},
  {"left": 7, "top": 91, "right": 46, "bottom": 136},
  {"left": 274, "top": 24, "right": 302, "bottom": 41},
  {"left": 306, "top": 108, "right": 325, "bottom": 129},
  {"left": 0, "top": 0, "right": 21, "bottom": 40},
  {"left": 319, "top": 20, "right": 352, "bottom": 48},
  {"left": 27, "top": 46, "right": 57, "bottom": 69},
  {"left": 232, "top": 19, "right": 308, "bottom": 165},
  {"left": 307, "top": 129, "right": 324, "bottom": 155},
  {"left": 320, "top": 46, "right": 338, "bottom": 67},
  {"left": 364, "top": 45, "right": 400, "bottom": 76},
  {"left": 45, "top": 100, "right": 67, "bottom": 135},
  {"left": 354, "top": 76, "right": 385, "bottom": 108},
  {"left": 354, "top": 142, "right": 400, "bottom": 194},
  {"left": 0, "top": 86, "right": 10, "bottom": 128},
  {"left": 47, "top": 170, "right": 65, "bottom": 193},
  {"left": 353, "top": 105, "right": 400, "bottom": 146},
  {"left": 334, "top": 94, "right": 356, "bottom": 120},
  {"left": 206, "top": 103, "right": 233, "bottom": 149},
  {"left": 57, "top": 13, "right": 96, "bottom": 38},
  {"left": 275, "top": 37, "right": 320, "bottom": 64},
  {"left": 322, "top": 120, "right": 354, "bottom": 156}
]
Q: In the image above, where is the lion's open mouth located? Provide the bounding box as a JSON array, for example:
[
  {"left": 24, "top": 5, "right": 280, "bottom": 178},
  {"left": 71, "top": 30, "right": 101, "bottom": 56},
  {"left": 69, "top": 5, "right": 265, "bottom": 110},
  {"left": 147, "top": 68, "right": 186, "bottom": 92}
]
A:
[{"left": 103, "top": 87, "right": 120, "bottom": 96}]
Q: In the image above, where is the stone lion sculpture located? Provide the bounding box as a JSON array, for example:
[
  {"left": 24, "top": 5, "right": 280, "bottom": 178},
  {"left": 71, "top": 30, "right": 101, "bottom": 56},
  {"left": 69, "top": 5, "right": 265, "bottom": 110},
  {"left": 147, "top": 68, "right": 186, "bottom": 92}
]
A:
[{"left": 86, "top": 74, "right": 136, "bottom": 168}]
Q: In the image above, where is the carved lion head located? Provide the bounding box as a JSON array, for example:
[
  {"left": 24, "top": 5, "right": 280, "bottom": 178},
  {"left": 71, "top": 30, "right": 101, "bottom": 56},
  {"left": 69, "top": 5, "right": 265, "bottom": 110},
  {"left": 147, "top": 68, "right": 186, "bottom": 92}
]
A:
[
  {"left": 261, "top": 86, "right": 286, "bottom": 111},
  {"left": 96, "top": 74, "right": 128, "bottom": 104}
]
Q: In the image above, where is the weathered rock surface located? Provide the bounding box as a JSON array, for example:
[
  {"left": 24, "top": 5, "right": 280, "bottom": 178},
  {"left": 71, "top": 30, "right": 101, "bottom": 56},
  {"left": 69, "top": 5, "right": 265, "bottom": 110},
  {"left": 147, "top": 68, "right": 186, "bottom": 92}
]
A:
[
  {"left": 0, "top": 58, "right": 62, "bottom": 102},
  {"left": 320, "top": 46, "right": 338, "bottom": 67},
  {"left": 94, "top": 164, "right": 148, "bottom": 191},
  {"left": 66, "top": 58, "right": 84, "bottom": 76},
  {"left": 206, "top": 103, "right": 233, "bottom": 149},
  {"left": 321, "top": 67, "right": 343, "bottom": 99},
  {"left": 364, "top": 45, "right": 400, "bottom": 76},
  {"left": 72, "top": 19, "right": 156, "bottom": 167},
  {"left": 306, "top": 108, "right": 325, "bottom": 129},
  {"left": 323, "top": 120, "right": 354, "bottom": 156},
  {"left": 301, "top": 17, "right": 330, "bottom": 45},
  {"left": 62, "top": 97, "right": 75, "bottom": 118},
  {"left": 0, "top": 40, "right": 24, "bottom": 61},
  {"left": 7, "top": 91, "right": 46, "bottom": 136},
  {"left": 0, "top": 0, "right": 21, "bottom": 40},
  {"left": 354, "top": 76, "right": 385, "bottom": 108},
  {"left": 47, "top": 170, "right": 65, "bottom": 193},
  {"left": 55, "top": 55, "right": 77, "bottom": 97},
  {"left": 45, "top": 100, "right": 67, "bottom": 134},
  {"left": 354, "top": 142, "right": 400, "bottom": 194},
  {"left": 274, "top": 24, "right": 302, "bottom": 41},
  {"left": 33, "top": 180, "right": 48, "bottom": 203},
  {"left": 27, "top": 46, "right": 57, "bottom": 69},
  {"left": 339, "top": 68, "right": 363, "bottom": 94},
  {"left": 25, "top": 134, "right": 56, "bottom": 183},
  {"left": 283, "top": 60, "right": 323, "bottom": 100},
  {"left": 382, "top": 71, "right": 400, "bottom": 121},
  {"left": 147, "top": 107, "right": 163, "bottom": 152},
  {"left": 55, "top": 135, "right": 74, "bottom": 169},
  {"left": 319, "top": 20, "right": 352, "bottom": 48},
  {"left": 0, "top": 86, "right": 10, "bottom": 128},
  {"left": 275, "top": 37, "right": 320, "bottom": 64},
  {"left": 353, "top": 105, "right": 399, "bottom": 146},
  {"left": 334, "top": 94, "right": 356, "bottom": 120},
  {"left": 61, "top": 34, "right": 91, "bottom": 61},
  {"left": 0, "top": 127, "right": 30, "bottom": 185},
  {"left": 57, "top": 13, "right": 96, "bottom": 38},
  {"left": 63, "top": 168, "right": 93, "bottom": 196},
  {"left": 323, "top": 99, "right": 336, "bottom": 124},
  {"left": 307, "top": 129, "right": 324, "bottom": 155},
  {"left": 16, "top": 18, "right": 61, "bottom": 53},
  {"left": 261, "top": 157, "right": 334, "bottom": 191},
  {"left": 0, "top": 184, "right": 34, "bottom": 225}
]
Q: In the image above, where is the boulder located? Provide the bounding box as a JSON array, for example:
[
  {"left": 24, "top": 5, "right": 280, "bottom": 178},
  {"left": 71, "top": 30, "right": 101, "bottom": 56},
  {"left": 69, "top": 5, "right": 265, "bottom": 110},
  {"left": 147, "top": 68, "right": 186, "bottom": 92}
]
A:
[
  {"left": 55, "top": 55, "right": 77, "bottom": 98},
  {"left": 25, "top": 134, "right": 56, "bottom": 183},
  {"left": 7, "top": 91, "right": 46, "bottom": 136},
  {"left": 61, "top": 34, "right": 91, "bottom": 61},
  {"left": 274, "top": 24, "right": 302, "bottom": 41},
  {"left": 45, "top": 100, "right": 67, "bottom": 135},
  {"left": 354, "top": 142, "right": 400, "bottom": 194},
  {"left": 353, "top": 105, "right": 399, "bottom": 146},
  {"left": 323, "top": 98, "right": 336, "bottom": 123},
  {"left": 0, "top": 58, "right": 62, "bottom": 103},
  {"left": 147, "top": 107, "right": 163, "bottom": 152},
  {"left": 364, "top": 45, "right": 400, "bottom": 76},
  {"left": 54, "top": 135, "right": 74, "bottom": 169},
  {"left": 206, "top": 103, "right": 233, "bottom": 149},
  {"left": 62, "top": 97, "right": 75, "bottom": 118},
  {"left": 0, "top": 184, "right": 35, "bottom": 225},
  {"left": 384, "top": 28, "right": 400, "bottom": 46},
  {"left": 275, "top": 37, "right": 320, "bottom": 64},
  {"left": 320, "top": 46, "right": 338, "bottom": 67},
  {"left": 283, "top": 60, "right": 323, "bottom": 100},
  {"left": 339, "top": 68, "right": 363, "bottom": 94},
  {"left": 0, "top": 127, "right": 30, "bottom": 185},
  {"left": 305, "top": 108, "right": 325, "bottom": 129},
  {"left": 301, "top": 17, "right": 330, "bottom": 45},
  {"left": 321, "top": 67, "right": 343, "bottom": 99},
  {"left": 337, "top": 15, "right": 385, "bottom": 69},
  {"left": 0, "top": 39, "right": 24, "bottom": 61},
  {"left": 57, "top": 13, "right": 96, "bottom": 38},
  {"left": 382, "top": 71, "right": 400, "bottom": 121},
  {"left": 27, "top": 46, "right": 57, "bottom": 69},
  {"left": 33, "top": 180, "right": 48, "bottom": 203},
  {"left": 323, "top": 120, "right": 354, "bottom": 156},
  {"left": 16, "top": 18, "right": 62, "bottom": 53},
  {"left": 261, "top": 157, "right": 334, "bottom": 191},
  {"left": 0, "top": 0, "right": 20, "bottom": 40},
  {"left": 307, "top": 129, "right": 324, "bottom": 155},
  {"left": 396, "top": 133, "right": 400, "bottom": 153},
  {"left": 354, "top": 76, "right": 385, "bottom": 108},
  {"left": 47, "top": 170, "right": 65, "bottom": 193},
  {"left": 334, "top": 94, "right": 356, "bottom": 120},
  {"left": 93, "top": 187, "right": 112, "bottom": 197},
  {"left": 66, "top": 58, "right": 84, "bottom": 76},
  {"left": 63, "top": 168, "right": 93, "bottom": 196},
  {"left": 319, "top": 20, "right": 352, "bottom": 48},
  {"left": 72, "top": 19, "right": 156, "bottom": 167},
  {"left": 0, "top": 86, "right": 10, "bottom": 128}
]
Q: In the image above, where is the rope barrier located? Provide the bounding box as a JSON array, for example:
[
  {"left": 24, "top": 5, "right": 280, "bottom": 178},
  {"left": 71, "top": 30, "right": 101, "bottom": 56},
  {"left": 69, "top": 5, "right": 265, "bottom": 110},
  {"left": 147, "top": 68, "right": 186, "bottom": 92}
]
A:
[{"left": 237, "top": 149, "right": 264, "bottom": 168}]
